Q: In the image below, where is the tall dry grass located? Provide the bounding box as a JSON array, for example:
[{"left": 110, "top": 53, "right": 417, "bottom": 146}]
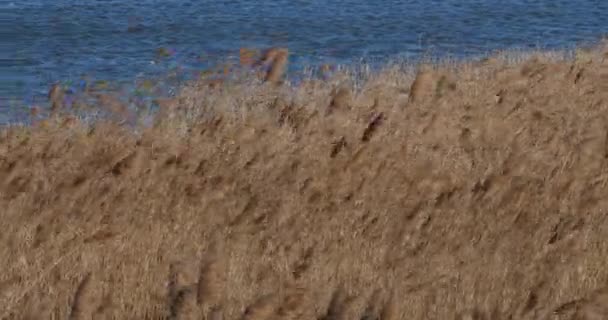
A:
[{"left": 1, "top": 41, "right": 608, "bottom": 319}]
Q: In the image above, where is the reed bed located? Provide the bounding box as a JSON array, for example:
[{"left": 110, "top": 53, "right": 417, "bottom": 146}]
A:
[{"left": 1, "top": 41, "right": 608, "bottom": 319}]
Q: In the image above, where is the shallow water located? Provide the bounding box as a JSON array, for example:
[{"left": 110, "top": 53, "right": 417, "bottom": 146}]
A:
[{"left": 2, "top": 0, "right": 607, "bottom": 121}]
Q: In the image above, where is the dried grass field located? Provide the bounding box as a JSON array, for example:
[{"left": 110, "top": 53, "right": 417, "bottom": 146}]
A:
[{"left": 2, "top": 43, "right": 608, "bottom": 319}]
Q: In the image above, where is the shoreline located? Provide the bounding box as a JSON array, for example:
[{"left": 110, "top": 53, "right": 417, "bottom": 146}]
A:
[{"left": 2, "top": 38, "right": 606, "bottom": 126}]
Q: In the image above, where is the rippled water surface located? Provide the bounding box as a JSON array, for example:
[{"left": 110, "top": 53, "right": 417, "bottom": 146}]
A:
[{"left": 2, "top": 0, "right": 607, "bottom": 120}]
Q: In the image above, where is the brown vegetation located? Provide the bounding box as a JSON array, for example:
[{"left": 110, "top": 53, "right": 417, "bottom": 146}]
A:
[
  {"left": 255, "top": 47, "right": 289, "bottom": 85},
  {"left": 2, "top": 43, "right": 608, "bottom": 319},
  {"left": 48, "top": 83, "right": 64, "bottom": 115}
]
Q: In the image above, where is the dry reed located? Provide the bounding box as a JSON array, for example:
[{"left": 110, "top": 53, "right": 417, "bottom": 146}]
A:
[{"left": 1, "top": 41, "right": 608, "bottom": 319}]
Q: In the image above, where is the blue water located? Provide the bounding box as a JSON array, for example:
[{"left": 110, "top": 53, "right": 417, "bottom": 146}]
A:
[{"left": 2, "top": 0, "right": 607, "bottom": 121}]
